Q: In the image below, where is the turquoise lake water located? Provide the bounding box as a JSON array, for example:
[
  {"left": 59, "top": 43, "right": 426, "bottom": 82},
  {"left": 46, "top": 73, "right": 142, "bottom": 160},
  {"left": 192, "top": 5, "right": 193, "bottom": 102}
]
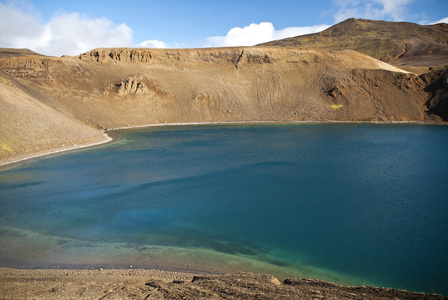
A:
[{"left": 1, "top": 124, "right": 447, "bottom": 295}]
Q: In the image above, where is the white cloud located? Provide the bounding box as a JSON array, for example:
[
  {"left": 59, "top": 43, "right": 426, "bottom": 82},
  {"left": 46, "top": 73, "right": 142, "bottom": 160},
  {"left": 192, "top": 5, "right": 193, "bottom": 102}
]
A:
[
  {"left": 273, "top": 25, "right": 331, "bottom": 40},
  {"left": 432, "top": 17, "right": 448, "bottom": 24},
  {"left": 40, "top": 12, "right": 134, "bottom": 56},
  {"left": 137, "top": 40, "right": 167, "bottom": 48},
  {"left": 0, "top": 1, "right": 134, "bottom": 56},
  {"left": 0, "top": 1, "right": 43, "bottom": 49},
  {"left": 205, "top": 22, "right": 275, "bottom": 47},
  {"left": 204, "top": 22, "right": 330, "bottom": 47},
  {"left": 333, "top": 0, "right": 414, "bottom": 22}
]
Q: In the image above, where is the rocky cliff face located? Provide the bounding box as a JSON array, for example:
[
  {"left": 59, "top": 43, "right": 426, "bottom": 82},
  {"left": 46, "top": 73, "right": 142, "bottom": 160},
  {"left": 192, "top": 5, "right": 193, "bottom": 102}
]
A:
[
  {"left": 0, "top": 46, "right": 444, "bottom": 165},
  {"left": 78, "top": 47, "right": 275, "bottom": 69},
  {"left": 80, "top": 49, "right": 154, "bottom": 64},
  {"left": 421, "top": 67, "right": 448, "bottom": 120}
]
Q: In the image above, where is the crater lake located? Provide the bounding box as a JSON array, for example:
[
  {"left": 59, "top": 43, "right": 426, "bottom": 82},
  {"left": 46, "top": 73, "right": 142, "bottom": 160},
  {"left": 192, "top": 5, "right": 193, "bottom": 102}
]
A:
[{"left": 1, "top": 123, "right": 447, "bottom": 295}]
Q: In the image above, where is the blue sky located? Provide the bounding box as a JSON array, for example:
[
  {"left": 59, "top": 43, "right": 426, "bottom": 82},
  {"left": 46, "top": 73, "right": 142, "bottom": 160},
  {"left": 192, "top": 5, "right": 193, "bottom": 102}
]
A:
[{"left": 1, "top": 0, "right": 447, "bottom": 56}]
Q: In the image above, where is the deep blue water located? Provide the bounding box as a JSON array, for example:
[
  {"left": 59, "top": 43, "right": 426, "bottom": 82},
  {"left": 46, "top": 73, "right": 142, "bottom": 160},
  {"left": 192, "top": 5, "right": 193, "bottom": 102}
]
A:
[{"left": 1, "top": 124, "right": 447, "bottom": 295}]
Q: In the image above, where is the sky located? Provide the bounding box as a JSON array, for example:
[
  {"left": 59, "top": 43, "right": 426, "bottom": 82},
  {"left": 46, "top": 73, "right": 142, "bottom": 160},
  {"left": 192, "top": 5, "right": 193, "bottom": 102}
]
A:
[{"left": 0, "top": 0, "right": 447, "bottom": 56}]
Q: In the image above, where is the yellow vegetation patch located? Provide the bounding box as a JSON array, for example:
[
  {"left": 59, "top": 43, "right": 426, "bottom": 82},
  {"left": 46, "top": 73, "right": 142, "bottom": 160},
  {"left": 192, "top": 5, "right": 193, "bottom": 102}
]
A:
[
  {"left": 0, "top": 143, "right": 13, "bottom": 152},
  {"left": 331, "top": 104, "right": 344, "bottom": 110}
]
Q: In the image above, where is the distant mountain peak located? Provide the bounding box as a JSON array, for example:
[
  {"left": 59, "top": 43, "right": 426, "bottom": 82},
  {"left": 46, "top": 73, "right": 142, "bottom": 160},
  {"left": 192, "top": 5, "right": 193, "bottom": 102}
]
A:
[{"left": 258, "top": 19, "right": 448, "bottom": 72}]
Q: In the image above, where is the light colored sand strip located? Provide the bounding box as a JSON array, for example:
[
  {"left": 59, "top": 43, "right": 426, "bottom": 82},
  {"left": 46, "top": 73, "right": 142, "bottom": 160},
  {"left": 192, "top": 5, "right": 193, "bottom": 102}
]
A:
[
  {"left": 0, "top": 120, "right": 442, "bottom": 169},
  {"left": 0, "top": 133, "right": 112, "bottom": 168}
]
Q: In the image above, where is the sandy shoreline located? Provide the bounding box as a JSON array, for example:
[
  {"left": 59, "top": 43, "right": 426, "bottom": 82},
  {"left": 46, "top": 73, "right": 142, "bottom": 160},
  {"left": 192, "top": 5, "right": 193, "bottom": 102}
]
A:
[
  {"left": 0, "top": 133, "right": 113, "bottom": 169},
  {"left": 104, "top": 119, "right": 438, "bottom": 131}
]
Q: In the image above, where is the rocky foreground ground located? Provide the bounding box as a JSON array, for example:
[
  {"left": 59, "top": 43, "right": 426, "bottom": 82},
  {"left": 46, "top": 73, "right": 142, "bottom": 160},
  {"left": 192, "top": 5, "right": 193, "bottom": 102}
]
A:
[{"left": 0, "top": 268, "right": 446, "bottom": 299}]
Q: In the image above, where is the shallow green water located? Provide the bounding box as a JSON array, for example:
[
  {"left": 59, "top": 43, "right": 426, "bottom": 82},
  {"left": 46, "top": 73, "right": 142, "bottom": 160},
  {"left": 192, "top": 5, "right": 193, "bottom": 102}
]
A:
[{"left": 1, "top": 124, "right": 447, "bottom": 295}]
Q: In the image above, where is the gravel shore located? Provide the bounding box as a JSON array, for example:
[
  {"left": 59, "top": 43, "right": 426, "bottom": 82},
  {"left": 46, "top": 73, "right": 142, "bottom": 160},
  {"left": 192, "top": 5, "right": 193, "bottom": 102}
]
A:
[{"left": 1, "top": 267, "right": 445, "bottom": 299}]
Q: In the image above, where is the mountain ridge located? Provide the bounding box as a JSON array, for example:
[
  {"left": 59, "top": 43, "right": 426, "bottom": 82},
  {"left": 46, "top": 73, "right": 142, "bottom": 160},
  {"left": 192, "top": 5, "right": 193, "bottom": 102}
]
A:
[{"left": 259, "top": 18, "right": 448, "bottom": 74}]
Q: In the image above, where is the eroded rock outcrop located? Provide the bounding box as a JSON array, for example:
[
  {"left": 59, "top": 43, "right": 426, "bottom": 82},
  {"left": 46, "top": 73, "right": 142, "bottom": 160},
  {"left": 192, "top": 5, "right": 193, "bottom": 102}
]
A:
[
  {"left": 80, "top": 49, "right": 153, "bottom": 64},
  {"left": 0, "top": 57, "right": 55, "bottom": 81},
  {"left": 102, "top": 74, "right": 172, "bottom": 97},
  {"left": 115, "top": 74, "right": 148, "bottom": 95}
]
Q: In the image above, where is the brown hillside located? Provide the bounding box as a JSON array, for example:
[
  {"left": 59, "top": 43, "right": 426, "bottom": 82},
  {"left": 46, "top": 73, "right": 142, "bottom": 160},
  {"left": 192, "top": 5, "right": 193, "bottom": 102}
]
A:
[
  {"left": 260, "top": 18, "right": 448, "bottom": 74},
  {"left": 0, "top": 48, "right": 43, "bottom": 57},
  {"left": 0, "top": 46, "right": 444, "bottom": 166}
]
